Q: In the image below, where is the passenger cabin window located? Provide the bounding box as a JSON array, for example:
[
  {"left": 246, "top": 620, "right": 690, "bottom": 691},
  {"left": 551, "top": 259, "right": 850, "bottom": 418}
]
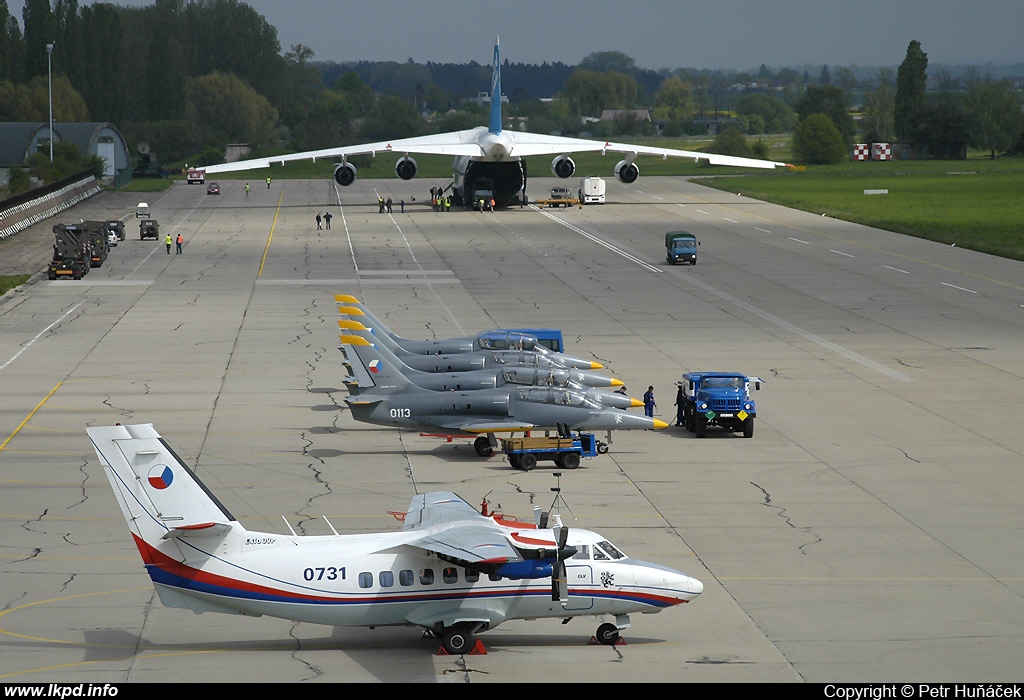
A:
[
  {"left": 443, "top": 567, "right": 458, "bottom": 584},
  {"left": 465, "top": 570, "right": 480, "bottom": 583},
  {"left": 419, "top": 568, "right": 434, "bottom": 585},
  {"left": 358, "top": 572, "right": 373, "bottom": 588},
  {"left": 400, "top": 570, "right": 415, "bottom": 586},
  {"left": 379, "top": 571, "right": 394, "bottom": 588}
]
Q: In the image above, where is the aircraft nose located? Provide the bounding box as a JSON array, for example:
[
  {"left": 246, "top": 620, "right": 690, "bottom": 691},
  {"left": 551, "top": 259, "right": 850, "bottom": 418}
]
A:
[
  {"left": 630, "top": 398, "right": 643, "bottom": 408},
  {"left": 589, "top": 361, "right": 604, "bottom": 369},
  {"left": 653, "top": 419, "right": 669, "bottom": 429},
  {"left": 610, "top": 378, "right": 624, "bottom": 386}
]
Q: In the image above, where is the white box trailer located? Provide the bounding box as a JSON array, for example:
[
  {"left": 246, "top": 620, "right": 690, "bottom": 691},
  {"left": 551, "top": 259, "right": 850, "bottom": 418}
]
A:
[{"left": 580, "top": 176, "right": 605, "bottom": 204}]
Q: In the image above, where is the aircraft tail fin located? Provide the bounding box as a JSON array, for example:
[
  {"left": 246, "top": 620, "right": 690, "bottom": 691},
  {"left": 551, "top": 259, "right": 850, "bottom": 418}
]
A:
[
  {"left": 87, "top": 424, "right": 241, "bottom": 566},
  {"left": 489, "top": 36, "right": 502, "bottom": 134},
  {"left": 339, "top": 334, "right": 419, "bottom": 395}
]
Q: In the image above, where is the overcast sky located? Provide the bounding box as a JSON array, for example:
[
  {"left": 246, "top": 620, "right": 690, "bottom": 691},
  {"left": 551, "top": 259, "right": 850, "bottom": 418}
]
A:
[{"left": 6, "top": 0, "right": 1023, "bottom": 71}]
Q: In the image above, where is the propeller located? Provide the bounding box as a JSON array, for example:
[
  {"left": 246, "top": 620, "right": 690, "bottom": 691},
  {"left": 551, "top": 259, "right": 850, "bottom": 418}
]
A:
[{"left": 550, "top": 515, "right": 574, "bottom": 603}]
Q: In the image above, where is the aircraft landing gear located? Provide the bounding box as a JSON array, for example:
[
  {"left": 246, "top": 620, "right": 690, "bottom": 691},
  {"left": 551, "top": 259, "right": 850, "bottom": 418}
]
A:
[
  {"left": 473, "top": 436, "right": 493, "bottom": 457},
  {"left": 595, "top": 622, "right": 621, "bottom": 646},
  {"left": 439, "top": 622, "right": 486, "bottom": 655}
]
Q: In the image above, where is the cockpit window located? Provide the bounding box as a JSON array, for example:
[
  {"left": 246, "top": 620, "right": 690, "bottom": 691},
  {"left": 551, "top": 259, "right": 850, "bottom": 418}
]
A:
[
  {"left": 594, "top": 540, "right": 625, "bottom": 560},
  {"left": 570, "top": 544, "right": 590, "bottom": 560}
]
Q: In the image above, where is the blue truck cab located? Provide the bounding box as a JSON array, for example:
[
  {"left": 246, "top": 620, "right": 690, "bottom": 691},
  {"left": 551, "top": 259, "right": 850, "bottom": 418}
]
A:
[
  {"left": 679, "top": 371, "right": 763, "bottom": 438},
  {"left": 666, "top": 231, "right": 698, "bottom": 265}
]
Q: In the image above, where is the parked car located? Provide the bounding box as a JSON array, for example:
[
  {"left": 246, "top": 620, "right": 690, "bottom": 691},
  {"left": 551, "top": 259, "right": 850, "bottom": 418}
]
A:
[
  {"left": 206, "top": 183, "right": 220, "bottom": 195},
  {"left": 106, "top": 220, "right": 126, "bottom": 241}
]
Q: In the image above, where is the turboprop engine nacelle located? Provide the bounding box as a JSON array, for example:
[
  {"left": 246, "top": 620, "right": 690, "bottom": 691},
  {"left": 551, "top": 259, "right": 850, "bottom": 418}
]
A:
[
  {"left": 395, "top": 156, "right": 418, "bottom": 181},
  {"left": 615, "top": 159, "right": 639, "bottom": 184},
  {"left": 334, "top": 162, "right": 357, "bottom": 186},
  {"left": 551, "top": 155, "right": 576, "bottom": 179}
]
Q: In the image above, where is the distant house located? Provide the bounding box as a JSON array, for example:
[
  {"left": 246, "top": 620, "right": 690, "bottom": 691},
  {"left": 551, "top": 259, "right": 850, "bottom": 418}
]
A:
[
  {"left": 599, "top": 110, "right": 651, "bottom": 123},
  {"left": 0, "top": 122, "right": 131, "bottom": 185}
]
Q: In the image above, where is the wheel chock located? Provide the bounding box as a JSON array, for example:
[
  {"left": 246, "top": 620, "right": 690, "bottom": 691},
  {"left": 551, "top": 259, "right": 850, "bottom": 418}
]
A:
[
  {"left": 436, "top": 640, "right": 488, "bottom": 655},
  {"left": 588, "top": 636, "right": 627, "bottom": 646}
]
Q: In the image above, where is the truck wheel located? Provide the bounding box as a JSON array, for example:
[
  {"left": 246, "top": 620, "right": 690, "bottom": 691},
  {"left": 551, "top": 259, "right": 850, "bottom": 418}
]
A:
[
  {"left": 743, "top": 417, "right": 754, "bottom": 438},
  {"left": 695, "top": 417, "right": 707, "bottom": 438},
  {"left": 509, "top": 455, "right": 521, "bottom": 469},
  {"left": 560, "top": 452, "right": 580, "bottom": 469},
  {"left": 520, "top": 454, "right": 537, "bottom": 471},
  {"left": 685, "top": 409, "right": 695, "bottom": 432}
]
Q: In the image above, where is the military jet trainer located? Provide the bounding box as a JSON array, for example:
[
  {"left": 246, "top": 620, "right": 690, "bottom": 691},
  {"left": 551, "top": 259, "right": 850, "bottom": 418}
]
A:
[
  {"left": 339, "top": 334, "right": 667, "bottom": 456},
  {"left": 337, "top": 318, "right": 601, "bottom": 373},
  {"left": 334, "top": 294, "right": 592, "bottom": 363},
  {"left": 340, "top": 333, "right": 643, "bottom": 411}
]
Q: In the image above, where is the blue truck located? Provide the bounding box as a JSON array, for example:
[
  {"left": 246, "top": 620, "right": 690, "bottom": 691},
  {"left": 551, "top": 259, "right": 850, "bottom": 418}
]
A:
[
  {"left": 679, "top": 372, "right": 763, "bottom": 438},
  {"left": 666, "top": 231, "right": 698, "bottom": 265},
  {"left": 501, "top": 431, "right": 606, "bottom": 470}
]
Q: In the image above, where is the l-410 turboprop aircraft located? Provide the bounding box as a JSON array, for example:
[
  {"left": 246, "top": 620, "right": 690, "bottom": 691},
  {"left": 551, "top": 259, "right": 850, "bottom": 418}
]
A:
[
  {"left": 87, "top": 423, "right": 702, "bottom": 654},
  {"left": 339, "top": 331, "right": 667, "bottom": 456},
  {"left": 203, "top": 39, "right": 789, "bottom": 208}
]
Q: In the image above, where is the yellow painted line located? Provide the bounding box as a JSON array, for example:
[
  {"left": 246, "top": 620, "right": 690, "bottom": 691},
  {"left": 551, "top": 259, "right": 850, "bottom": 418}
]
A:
[
  {"left": 258, "top": 188, "right": 285, "bottom": 276},
  {"left": 0, "top": 382, "right": 61, "bottom": 450}
]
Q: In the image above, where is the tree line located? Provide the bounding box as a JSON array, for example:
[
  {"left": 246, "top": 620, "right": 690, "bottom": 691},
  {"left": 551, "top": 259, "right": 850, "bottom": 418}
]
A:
[{"left": 2, "top": 0, "right": 1021, "bottom": 180}]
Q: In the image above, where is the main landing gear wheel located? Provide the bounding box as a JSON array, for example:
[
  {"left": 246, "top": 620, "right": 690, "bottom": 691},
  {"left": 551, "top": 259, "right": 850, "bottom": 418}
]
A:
[
  {"left": 473, "top": 436, "right": 493, "bottom": 457},
  {"left": 595, "top": 622, "right": 620, "bottom": 646},
  {"left": 442, "top": 623, "right": 476, "bottom": 655}
]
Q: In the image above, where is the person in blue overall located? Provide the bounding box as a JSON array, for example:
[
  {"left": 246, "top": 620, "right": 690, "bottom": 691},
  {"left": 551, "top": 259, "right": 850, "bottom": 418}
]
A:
[{"left": 643, "top": 386, "right": 656, "bottom": 418}]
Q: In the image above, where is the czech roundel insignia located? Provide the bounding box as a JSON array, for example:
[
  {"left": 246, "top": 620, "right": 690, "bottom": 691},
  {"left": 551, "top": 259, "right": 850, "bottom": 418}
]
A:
[
  {"left": 368, "top": 360, "right": 381, "bottom": 374},
  {"left": 148, "top": 465, "right": 174, "bottom": 490}
]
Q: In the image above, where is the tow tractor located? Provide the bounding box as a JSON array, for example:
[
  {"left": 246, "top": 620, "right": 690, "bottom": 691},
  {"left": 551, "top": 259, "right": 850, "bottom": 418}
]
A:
[{"left": 502, "top": 428, "right": 606, "bottom": 470}]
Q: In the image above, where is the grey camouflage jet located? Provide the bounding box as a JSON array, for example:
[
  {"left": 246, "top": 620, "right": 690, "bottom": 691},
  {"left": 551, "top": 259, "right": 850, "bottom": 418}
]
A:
[
  {"left": 339, "top": 334, "right": 666, "bottom": 456},
  {"left": 340, "top": 332, "right": 643, "bottom": 411}
]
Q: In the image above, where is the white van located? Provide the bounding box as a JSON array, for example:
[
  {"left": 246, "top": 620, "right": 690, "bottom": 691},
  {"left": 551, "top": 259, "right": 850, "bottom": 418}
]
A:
[{"left": 136, "top": 202, "right": 150, "bottom": 218}]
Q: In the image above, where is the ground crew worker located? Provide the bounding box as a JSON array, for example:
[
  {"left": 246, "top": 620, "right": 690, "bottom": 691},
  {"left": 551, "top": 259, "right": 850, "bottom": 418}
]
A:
[
  {"left": 245, "top": 183, "right": 250, "bottom": 196},
  {"left": 445, "top": 196, "right": 451, "bottom": 212},
  {"left": 266, "top": 177, "right": 271, "bottom": 189},
  {"left": 165, "top": 233, "right": 172, "bottom": 254},
  {"left": 176, "top": 233, "right": 183, "bottom": 254}
]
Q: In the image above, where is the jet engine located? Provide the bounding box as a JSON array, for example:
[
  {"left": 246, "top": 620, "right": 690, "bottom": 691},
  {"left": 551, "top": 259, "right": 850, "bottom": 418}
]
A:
[
  {"left": 614, "top": 159, "right": 639, "bottom": 184},
  {"left": 395, "top": 156, "right": 418, "bottom": 181},
  {"left": 334, "top": 162, "right": 357, "bottom": 186},
  {"left": 550, "top": 155, "right": 576, "bottom": 179}
]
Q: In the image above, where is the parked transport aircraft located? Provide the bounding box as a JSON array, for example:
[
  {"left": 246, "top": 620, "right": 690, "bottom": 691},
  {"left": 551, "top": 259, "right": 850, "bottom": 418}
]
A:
[
  {"left": 87, "top": 423, "right": 702, "bottom": 654},
  {"left": 204, "top": 38, "right": 788, "bottom": 207}
]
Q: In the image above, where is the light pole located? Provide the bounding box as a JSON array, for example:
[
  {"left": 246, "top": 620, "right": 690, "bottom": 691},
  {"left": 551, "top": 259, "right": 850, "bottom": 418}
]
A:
[{"left": 46, "top": 42, "right": 54, "bottom": 162}]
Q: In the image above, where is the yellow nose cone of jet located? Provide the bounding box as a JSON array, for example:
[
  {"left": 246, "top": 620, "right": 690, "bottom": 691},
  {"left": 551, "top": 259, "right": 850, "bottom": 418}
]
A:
[
  {"left": 630, "top": 398, "right": 643, "bottom": 408},
  {"left": 653, "top": 419, "right": 669, "bottom": 429},
  {"left": 589, "top": 361, "right": 604, "bottom": 369},
  {"left": 610, "top": 378, "right": 624, "bottom": 386}
]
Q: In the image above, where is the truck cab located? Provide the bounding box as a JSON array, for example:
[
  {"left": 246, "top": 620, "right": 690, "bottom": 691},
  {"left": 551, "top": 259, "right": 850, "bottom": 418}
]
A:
[
  {"left": 186, "top": 167, "right": 205, "bottom": 184},
  {"left": 666, "top": 231, "right": 698, "bottom": 265},
  {"left": 679, "top": 371, "right": 763, "bottom": 438}
]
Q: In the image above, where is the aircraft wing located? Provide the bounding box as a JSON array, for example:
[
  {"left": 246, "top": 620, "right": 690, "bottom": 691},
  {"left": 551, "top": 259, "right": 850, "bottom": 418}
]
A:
[
  {"left": 436, "top": 419, "right": 536, "bottom": 433},
  {"left": 401, "top": 492, "right": 523, "bottom": 563},
  {"left": 204, "top": 128, "right": 785, "bottom": 174},
  {"left": 505, "top": 130, "right": 788, "bottom": 169},
  {"left": 203, "top": 128, "right": 493, "bottom": 174}
]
